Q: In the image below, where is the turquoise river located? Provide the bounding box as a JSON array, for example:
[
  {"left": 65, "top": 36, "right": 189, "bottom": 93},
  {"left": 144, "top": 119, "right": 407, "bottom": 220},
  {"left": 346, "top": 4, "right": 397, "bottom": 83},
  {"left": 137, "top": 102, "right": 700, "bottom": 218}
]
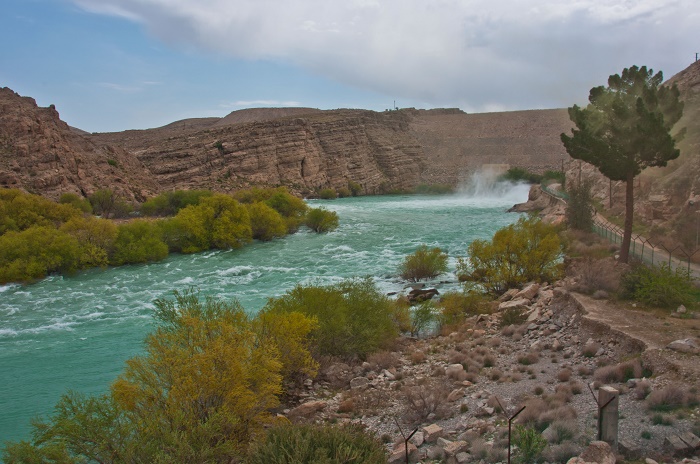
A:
[{"left": 0, "top": 183, "right": 528, "bottom": 444}]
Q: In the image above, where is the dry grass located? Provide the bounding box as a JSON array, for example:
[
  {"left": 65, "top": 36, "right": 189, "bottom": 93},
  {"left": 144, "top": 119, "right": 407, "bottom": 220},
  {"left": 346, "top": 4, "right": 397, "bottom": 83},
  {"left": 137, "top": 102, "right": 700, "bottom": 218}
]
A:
[
  {"left": 557, "top": 368, "right": 572, "bottom": 382},
  {"left": 409, "top": 350, "right": 427, "bottom": 364},
  {"left": 593, "top": 359, "right": 643, "bottom": 384},
  {"left": 646, "top": 385, "right": 688, "bottom": 412},
  {"left": 518, "top": 351, "right": 540, "bottom": 365},
  {"left": 566, "top": 257, "right": 622, "bottom": 294},
  {"left": 402, "top": 378, "right": 451, "bottom": 424}
]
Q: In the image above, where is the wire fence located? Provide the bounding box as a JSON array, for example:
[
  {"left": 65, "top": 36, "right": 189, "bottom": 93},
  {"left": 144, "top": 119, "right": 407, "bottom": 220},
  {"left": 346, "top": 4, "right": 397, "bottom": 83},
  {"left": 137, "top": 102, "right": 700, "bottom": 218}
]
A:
[
  {"left": 537, "top": 186, "right": 700, "bottom": 279},
  {"left": 592, "top": 219, "right": 700, "bottom": 278}
]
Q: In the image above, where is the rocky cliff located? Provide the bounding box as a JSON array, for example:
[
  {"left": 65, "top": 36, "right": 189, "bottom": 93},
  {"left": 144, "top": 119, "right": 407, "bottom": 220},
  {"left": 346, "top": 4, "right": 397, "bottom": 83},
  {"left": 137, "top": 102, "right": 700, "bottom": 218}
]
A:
[{"left": 0, "top": 87, "right": 158, "bottom": 201}]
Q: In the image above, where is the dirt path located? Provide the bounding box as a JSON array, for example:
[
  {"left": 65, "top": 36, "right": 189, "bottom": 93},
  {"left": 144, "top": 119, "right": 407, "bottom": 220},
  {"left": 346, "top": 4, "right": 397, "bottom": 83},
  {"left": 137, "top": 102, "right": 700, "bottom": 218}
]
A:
[{"left": 572, "top": 292, "right": 700, "bottom": 382}]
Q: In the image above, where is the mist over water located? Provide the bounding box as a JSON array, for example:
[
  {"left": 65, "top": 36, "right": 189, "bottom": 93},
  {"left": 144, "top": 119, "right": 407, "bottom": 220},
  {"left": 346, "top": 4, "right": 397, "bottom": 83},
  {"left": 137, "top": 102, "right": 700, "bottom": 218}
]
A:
[{"left": 0, "top": 186, "right": 527, "bottom": 443}]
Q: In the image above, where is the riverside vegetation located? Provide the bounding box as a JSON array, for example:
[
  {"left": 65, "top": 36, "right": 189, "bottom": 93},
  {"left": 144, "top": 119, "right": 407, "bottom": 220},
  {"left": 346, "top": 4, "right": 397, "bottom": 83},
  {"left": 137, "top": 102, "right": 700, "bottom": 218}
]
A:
[
  {"left": 0, "top": 187, "right": 338, "bottom": 284},
  {"left": 3, "top": 195, "right": 699, "bottom": 462}
]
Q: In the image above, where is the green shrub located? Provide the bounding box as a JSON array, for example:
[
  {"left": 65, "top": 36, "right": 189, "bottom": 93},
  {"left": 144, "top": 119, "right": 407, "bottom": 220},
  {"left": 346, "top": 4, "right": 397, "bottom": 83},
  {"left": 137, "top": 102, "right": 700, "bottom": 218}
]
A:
[
  {"left": 1, "top": 188, "right": 82, "bottom": 234},
  {"left": 170, "top": 194, "right": 252, "bottom": 253},
  {"left": 140, "top": 190, "right": 213, "bottom": 217},
  {"left": 107, "top": 159, "right": 118, "bottom": 167},
  {"left": 305, "top": 207, "right": 339, "bottom": 233},
  {"left": 500, "top": 167, "right": 542, "bottom": 184},
  {"left": 500, "top": 306, "right": 528, "bottom": 327},
  {"left": 512, "top": 425, "right": 547, "bottom": 464},
  {"left": 336, "top": 187, "right": 352, "bottom": 198},
  {"left": 399, "top": 245, "right": 448, "bottom": 282},
  {"left": 542, "top": 170, "right": 566, "bottom": 185},
  {"left": 247, "top": 423, "right": 386, "bottom": 464},
  {"left": 0, "top": 226, "right": 81, "bottom": 283},
  {"left": 59, "top": 192, "right": 93, "bottom": 213},
  {"left": 413, "top": 183, "right": 454, "bottom": 194},
  {"left": 60, "top": 216, "right": 118, "bottom": 268},
  {"left": 246, "top": 202, "right": 287, "bottom": 241},
  {"left": 438, "top": 291, "right": 491, "bottom": 327},
  {"left": 621, "top": 263, "right": 695, "bottom": 308},
  {"left": 347, "top": 181, "right": 363, "bottom": 196},
  {"left": 458, "top": 216, "right": 563, "bottom": 295},
  {"left": 263, "top": 277, "right": 398, "bottom": 359},
  {"left": 88, "top": 189, "right": 117, "bottom": 218},
  {"left": 410, "top": 301, "right": 438, "bottom": 337},
  {"left": 263, "top": 188, "right": 308, "bottom": 233},
  {"left": 110, "top": 220, "right": 168, "bottom": 265},
  {"left": 318, "top": 188, "right": 337, "bottom": 200}
]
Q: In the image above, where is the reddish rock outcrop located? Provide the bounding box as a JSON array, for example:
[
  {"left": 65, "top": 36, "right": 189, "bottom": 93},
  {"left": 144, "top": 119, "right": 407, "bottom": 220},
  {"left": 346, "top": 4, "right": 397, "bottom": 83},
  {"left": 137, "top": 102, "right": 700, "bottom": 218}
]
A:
[{"left": 0, "top": 87, "right": 158, "bottom": 201}]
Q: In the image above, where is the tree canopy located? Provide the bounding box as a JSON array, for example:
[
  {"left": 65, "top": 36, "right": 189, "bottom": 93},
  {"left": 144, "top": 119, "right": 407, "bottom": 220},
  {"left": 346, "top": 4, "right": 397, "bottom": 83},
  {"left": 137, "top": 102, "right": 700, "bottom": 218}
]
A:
[{"left": 561, "top": 65, "right": 683, "bottom": 262}]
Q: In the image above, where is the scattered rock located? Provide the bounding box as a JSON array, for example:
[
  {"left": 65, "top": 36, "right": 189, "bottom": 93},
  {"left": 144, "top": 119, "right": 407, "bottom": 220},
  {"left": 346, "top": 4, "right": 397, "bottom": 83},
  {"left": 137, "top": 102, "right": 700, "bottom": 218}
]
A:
[
  {"left": 349, "top": 376, "right": 369, "bottom": 390},
  {"left": 576, "top": 440, "right": 616, "bottom": 464},
  {"left": 667, "top": 338, "right": 700, "bottom": 354},
  {"left": 422, "top": 424, "right": 444, "bottom": 443}
]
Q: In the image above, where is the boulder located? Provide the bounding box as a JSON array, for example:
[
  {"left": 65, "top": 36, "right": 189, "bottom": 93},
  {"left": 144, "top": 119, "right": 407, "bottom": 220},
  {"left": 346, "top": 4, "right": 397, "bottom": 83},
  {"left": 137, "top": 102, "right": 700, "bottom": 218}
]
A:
[
  {"left": 389, "top": 442, "right": 419, "bottom": 464},
  {"left": 349, "top": 376, "right": 370, "bottom": 390},
  {"left": 515, "top": 282, "right": 540, "bottom": 300},
  {"left": 667, "top": 338, "right": 700, "bottom": 354},
  {"left": 408, "top": 288, "right": 439, "bottom": 303},
  {"left": 422, "top": 424, "right": 444, "bottom": 443},
  {"left": 445, "top": 364, "right": 465, "bottom": 377},
  {"left": 498, "top": 297, "right": 530, "bottom": 311},
  {"left": 287, "top": 400, "right": 327, "bottom": 420},
  {"left": 578, "top": 441, "right": 616, "bottom": 464}
]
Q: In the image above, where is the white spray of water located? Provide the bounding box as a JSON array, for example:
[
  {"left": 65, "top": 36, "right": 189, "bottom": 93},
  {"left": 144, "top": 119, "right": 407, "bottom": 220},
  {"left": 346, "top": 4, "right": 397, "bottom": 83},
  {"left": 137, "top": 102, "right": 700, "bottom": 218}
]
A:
[{"left": 456, "top": 168, "right": 530, "bottom": 204}]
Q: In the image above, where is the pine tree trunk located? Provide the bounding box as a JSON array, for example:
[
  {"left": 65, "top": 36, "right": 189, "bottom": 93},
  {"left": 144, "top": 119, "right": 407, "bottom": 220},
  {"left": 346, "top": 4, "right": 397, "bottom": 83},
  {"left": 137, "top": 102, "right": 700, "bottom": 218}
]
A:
[{"left": 620, "top": 174, "right": 634, "bottom": 263}]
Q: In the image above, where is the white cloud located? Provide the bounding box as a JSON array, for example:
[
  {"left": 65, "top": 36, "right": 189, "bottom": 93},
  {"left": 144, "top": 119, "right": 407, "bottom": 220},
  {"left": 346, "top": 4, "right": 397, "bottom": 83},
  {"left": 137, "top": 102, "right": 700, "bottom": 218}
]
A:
[{"left": 73, "top": 0, "right": 697, "bottom": 111}]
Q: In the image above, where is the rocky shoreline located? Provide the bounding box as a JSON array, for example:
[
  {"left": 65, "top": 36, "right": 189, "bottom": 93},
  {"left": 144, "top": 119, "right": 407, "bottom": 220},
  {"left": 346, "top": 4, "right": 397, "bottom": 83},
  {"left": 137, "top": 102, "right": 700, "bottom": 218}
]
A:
[{"left": 281, "top": 282, "right": 700, "bottom": 463}]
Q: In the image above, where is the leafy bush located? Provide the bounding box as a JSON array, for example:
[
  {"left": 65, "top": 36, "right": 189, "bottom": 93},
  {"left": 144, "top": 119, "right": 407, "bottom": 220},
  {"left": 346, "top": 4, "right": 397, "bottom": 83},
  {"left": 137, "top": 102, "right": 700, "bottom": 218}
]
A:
[
  {"left": 438, "top": 290, "right": 491, "bottom": 327},
  {"left": 140, "top": 190, "right": 213, "bottom": 216},
  {"left": 409, "top": 301, "right": 438, "bottom": 337},
  {"left": 169, "top": 194, "right": 252, "bottom": 253},
  {"left": 3, "top": 290, "right": 314, "bottom": 462},
  {"left": 246, "top": 202, "right": 287, "bottom": 241},
  {"left": 247, "top": 423, "right": 386, "bottom": 464},
  {"left": 305, "top": 207, "right": 339, "bottom": 233},
  {"left": 500, "top": 167, "right": 543, "bottom": 184},
  {"left": 59, "top": 192, "right": 93, "bottom": 213},
  {"left": 263, "top": 278, "right": 398, "bottom": 359},
  {"left": 413, "top": 183, "right": 454, "bottom": 194},
  {"left": 542, "top": 170, "right": 566, "bottom": 185},
  {"left": 621, "top": 263, "right": 695, "bottom": 308},
  {"left": 60, "top": 216, "right": 118, "bottom": 267},
  {"left": 458, "top": 216, "right": 563, "bottom": 295},
  {"left": 399, "top": 245, "right": 448, "bottom": 282},
  {"left": 0, "top": 226, "right": 81, "bottom": 283},
  {"left": 318, "top": 188, "right": 337, "bottom": 199},
  {"left": 347, "top": 181, "right": 363, "bottom": 196},
  {"left": 110, "top": 220, "right": 169, "bottom": 265},
  {"left": 336, "top": 187, "right": 352, "bottom": 198},
  {"left": 0, "top": 188, "right": 82, "bottom": 234},
  {"left": 512, "top": 425, "right": 547, "bottom": 464}
]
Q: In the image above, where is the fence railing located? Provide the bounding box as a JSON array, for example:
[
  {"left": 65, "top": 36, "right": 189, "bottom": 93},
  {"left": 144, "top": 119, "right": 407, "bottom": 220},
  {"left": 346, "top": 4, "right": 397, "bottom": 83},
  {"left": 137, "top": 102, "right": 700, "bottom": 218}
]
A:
[
  {"left": 592, "top": 219, "right": 700, "bottom": 278},
  {"left": 537, "top": 186, "right": 700, "bottom": 279}
]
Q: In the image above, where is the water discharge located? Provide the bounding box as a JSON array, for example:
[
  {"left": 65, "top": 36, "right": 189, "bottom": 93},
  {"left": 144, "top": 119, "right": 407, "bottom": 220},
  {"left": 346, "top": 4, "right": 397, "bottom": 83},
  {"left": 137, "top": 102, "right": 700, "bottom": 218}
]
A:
[{"left": 0, "top": 183, "right": 527, "bottom": 443}]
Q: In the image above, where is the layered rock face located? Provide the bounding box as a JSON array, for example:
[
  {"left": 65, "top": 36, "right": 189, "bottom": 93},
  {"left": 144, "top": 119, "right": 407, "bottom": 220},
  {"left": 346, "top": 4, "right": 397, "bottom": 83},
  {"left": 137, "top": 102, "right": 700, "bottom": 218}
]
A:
[
  {"left": 93, "top": 110, "right": 426, "bottom": 195},
  {"left": 0, "top": 87, "right": 158, "bottom": 201}
]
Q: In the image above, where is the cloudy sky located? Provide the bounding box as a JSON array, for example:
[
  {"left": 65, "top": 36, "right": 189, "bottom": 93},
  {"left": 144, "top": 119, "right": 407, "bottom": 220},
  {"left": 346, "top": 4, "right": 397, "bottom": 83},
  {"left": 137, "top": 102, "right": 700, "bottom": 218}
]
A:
[{"left": 1, "top": 0, "right": 696, "bottom": 132}]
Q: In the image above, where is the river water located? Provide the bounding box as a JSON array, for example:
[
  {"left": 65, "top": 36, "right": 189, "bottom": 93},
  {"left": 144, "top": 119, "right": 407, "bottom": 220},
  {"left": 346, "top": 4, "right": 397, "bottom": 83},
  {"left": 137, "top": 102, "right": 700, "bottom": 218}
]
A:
[{"left": 0, "top": 184, "right": 527, "bottom": 443}]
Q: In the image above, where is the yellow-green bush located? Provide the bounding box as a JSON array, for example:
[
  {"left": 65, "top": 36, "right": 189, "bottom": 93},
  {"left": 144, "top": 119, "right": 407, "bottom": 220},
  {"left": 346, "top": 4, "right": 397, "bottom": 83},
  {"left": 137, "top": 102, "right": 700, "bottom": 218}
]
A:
[
  {"left": 247, "top": 424, "right": 386, "bottom": 464},
  {"left": 263, "top": 278, "right": 398, "bottom": 359},
  {"left": 305, "top": 207, "right": 339, "bottom": 233},
  {"left": 458, "top": 216, "right": 563, "bottom": 295},
  {"left": 0, "top": 188, "right": 81, "bottom": 234},
  {"left": 399, "top": 245, "right": 448, "bottom": 281},
  {"left": 110, "top": 220, "right": 169, "bottom": 265},
  {"left": 246, "top": 202, "right": 288, "bottom": 241}
]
